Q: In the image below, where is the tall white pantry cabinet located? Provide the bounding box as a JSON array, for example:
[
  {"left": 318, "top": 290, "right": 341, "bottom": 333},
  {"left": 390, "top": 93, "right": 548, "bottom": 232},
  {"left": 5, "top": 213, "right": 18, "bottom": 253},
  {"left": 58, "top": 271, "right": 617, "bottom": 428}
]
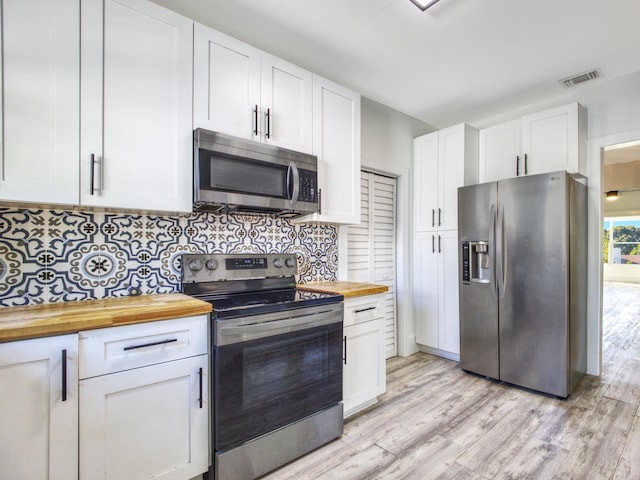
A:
[{"left": 413, "top": 124, "right": 478, "bottom": 359}]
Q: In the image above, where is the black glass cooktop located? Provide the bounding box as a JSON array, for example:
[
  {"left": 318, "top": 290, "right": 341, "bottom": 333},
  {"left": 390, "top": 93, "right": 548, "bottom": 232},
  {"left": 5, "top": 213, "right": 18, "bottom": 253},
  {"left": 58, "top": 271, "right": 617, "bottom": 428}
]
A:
[{"left": 200, "top": 288, "right": 343, "bottom": 319}]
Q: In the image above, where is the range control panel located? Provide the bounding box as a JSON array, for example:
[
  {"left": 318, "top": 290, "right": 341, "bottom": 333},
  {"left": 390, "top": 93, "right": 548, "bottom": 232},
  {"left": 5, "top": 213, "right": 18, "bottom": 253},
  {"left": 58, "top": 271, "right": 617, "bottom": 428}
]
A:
[{"left": 182, "top": 253, "right": 298, "bottom": 283}]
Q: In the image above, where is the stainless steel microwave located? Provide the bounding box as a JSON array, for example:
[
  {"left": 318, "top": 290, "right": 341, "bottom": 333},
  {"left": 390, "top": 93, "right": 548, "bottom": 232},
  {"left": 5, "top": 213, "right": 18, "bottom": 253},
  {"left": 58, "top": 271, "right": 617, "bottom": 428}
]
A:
[{"left": 193, "top": 129, "right": 319, "bottom": 217}]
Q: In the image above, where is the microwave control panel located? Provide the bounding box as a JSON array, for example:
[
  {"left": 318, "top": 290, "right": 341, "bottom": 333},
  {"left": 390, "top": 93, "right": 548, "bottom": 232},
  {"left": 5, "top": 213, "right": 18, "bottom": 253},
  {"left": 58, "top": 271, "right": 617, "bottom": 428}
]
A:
[{"left": 298, "top": 169, "right": 317, "bottom": 203}]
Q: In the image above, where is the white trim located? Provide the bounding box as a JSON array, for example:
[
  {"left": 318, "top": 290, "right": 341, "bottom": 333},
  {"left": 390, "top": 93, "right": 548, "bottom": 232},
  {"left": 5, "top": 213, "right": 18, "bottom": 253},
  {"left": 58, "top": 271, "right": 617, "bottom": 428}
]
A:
[{"left": 587, "top": 127, "right": 640, "bottom": 375}]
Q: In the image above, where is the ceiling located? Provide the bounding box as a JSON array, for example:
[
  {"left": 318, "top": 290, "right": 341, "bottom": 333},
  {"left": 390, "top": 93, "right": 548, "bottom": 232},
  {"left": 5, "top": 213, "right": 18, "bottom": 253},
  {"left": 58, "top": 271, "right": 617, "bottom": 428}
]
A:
[{"left": 152, "top": 0, "right": 640, "bottom": 129}]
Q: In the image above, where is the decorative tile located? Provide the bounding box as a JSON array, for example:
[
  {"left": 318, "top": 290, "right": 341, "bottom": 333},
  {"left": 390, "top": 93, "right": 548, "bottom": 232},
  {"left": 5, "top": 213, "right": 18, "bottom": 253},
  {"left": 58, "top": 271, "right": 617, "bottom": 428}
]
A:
[{"left": 0, "top": 208, "right": 338, "bottom": 306}]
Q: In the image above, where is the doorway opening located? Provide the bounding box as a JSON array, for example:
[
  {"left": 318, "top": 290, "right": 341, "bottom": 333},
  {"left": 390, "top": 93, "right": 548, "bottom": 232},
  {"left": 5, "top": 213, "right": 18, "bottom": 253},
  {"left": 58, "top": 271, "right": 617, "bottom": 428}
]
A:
[{"left": 601, "top": 140, "right": 640, "bottom": 393}]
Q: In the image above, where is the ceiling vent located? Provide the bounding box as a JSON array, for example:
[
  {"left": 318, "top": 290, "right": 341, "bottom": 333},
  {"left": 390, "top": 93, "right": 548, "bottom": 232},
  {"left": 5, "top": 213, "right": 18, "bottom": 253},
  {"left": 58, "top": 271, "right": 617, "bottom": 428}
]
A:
[{"left": 560, "top": 68, "right": 602, "bottom": 88}]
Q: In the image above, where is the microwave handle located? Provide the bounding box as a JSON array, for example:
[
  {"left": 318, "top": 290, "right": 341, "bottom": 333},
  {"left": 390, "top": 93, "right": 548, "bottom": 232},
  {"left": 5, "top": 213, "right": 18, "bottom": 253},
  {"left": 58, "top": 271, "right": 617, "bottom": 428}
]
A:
[{"left": 287, "top": 162, "right": 300, "bottom": 205}]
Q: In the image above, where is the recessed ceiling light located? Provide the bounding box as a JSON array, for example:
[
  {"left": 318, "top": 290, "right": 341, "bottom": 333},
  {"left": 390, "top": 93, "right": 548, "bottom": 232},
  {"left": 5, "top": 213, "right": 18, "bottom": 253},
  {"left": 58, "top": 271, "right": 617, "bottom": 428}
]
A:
[
  {"left": 410, "top": 0, "right": 441, "bottom": 11},
  {"left": 606, "top": 191, "right": 619, "bottom": 201}
]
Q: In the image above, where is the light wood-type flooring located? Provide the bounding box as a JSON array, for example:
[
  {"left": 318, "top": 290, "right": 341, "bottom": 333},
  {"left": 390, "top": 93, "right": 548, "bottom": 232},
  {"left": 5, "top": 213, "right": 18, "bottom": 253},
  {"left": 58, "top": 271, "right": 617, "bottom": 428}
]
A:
[{"left": 261, "top": 281, "right": 640, "bottom": 479}]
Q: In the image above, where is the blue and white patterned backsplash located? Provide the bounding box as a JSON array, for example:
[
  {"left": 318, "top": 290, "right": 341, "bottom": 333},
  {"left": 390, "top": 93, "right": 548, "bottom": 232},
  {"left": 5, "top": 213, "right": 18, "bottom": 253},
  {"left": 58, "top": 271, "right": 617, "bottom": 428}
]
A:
[{"left": 0, "top": 208, "right": 338, "bottom": 307}]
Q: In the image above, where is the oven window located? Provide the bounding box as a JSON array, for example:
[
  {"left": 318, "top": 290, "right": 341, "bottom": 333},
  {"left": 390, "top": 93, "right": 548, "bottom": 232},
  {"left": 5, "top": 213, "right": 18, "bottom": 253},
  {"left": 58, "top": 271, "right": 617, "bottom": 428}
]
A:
[
  {"left": 202, "top": 152, "right": 287, "bottom": 198},
  {"left": 214, "top": 322, "right": 342, "bottom": 452}
]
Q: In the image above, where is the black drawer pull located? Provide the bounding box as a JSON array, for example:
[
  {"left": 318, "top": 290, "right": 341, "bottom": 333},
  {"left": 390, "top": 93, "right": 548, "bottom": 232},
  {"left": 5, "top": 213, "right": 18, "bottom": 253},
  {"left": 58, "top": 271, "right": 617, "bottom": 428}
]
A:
[
  {"left": 354, "top": 306, "right": 376, "bottom": 314},
  {"left": 123, "top": 338, "right": 178, "bottom": 351},
  {"left": 61, "top": 349, "right": 67, "bottom": 402},
  {"left": 343, "top": 335, "right": 347, "bottom": 365},
  {"left": 198, "top": 367, "right": 203, "bottom": 409}
]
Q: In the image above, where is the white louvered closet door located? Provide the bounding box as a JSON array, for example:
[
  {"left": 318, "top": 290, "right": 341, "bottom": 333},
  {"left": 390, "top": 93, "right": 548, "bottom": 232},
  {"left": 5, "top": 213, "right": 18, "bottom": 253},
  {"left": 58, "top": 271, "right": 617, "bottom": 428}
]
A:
[{"left": 347, "top": 172, "right": 397, "bottom": 358}]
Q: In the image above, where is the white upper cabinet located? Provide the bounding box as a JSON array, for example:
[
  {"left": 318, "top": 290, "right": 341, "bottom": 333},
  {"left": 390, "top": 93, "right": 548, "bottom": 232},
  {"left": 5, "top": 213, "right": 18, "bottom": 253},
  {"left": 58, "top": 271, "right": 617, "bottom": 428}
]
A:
[
  {"left": 0, "top": 0, "right": 79, "bottom": 205},
  {"left": 414, "top": 124, "right": 478, "bottom": 232},
  {"left": 194, "top": 23, "right": 313, "bottom": 154},
  {"left": 193, "top": 25, "right": 261, "bottom": 140},
  {"left": 260, "top": 53, "right": 313, "bottom": 153},
  {"left": 478, "top": 120, "right": 521, "bottom": 182},
  {"left": 296, "top": 74, "right": 361, "bottom": 224},
  {"left": 81, "top": 0, "right": 193, "bottom": 212},
  {"left": 479, "top": 102, "right": 587, "bottom": 183},
  {"left": 521, "top": 103, "right": 587, "bottom": 176}
]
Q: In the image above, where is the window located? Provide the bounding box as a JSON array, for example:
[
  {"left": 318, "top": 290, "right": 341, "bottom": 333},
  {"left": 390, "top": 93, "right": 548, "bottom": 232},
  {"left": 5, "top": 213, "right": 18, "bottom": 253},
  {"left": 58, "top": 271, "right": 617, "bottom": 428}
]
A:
[{"left": 603, "top": 217, "right": 640, "bottom": 264}]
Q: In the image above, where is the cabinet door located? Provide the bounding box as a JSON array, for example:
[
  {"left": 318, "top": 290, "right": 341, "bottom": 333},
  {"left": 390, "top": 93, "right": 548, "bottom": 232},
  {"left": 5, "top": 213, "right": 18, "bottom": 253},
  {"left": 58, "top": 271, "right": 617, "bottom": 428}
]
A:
[
  {"left": 438, "top": 230, "right": 460, "bottom": 355},
  {"left": 413, "top": 132, "right": 439, "bottom": 232},
  {"left": 0, "top": 334, "right": 78, "bottom": 480},
  {"left": 193, "top": 23, "right": 261, "bottom": 140},
  {"left": 343, "top": 318, "right": 385, "bottom": 417},
  {"left": 81, "top": 0, "right": 193, "bottom": 212},
  {"left": 521, "top": 103, "right": 584, "bottom": 176},
  {"left": 414, "top": 232, "right": 440, "bottom": 348},
  {"left": 80, "top": 355, "right": 208, "bottom": 480},
  {"left": 297, "top": 75, "right": 360, "bottom": 224},
  {"left": 0, "top": 0, "right": 79, "bottom": 205},
  {"left": 479, "top": 120, "right": 521, "bottom": 182},
  {"left": 439, "top": 125, "right": 468, "bottom": 231},
  {"left": 260, "top": 53, "right": 313, "bottom": 154}
]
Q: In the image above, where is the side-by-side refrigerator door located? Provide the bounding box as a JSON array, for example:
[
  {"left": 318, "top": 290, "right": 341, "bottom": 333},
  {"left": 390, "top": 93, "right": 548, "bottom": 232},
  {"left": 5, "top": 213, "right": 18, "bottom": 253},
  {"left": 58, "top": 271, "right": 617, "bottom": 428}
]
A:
[
  {"left": 497, "top": 172, "right": 569, "bottom": 397},
  {"left": 458, "top": 182, "right": 499, "bottom": 379}
]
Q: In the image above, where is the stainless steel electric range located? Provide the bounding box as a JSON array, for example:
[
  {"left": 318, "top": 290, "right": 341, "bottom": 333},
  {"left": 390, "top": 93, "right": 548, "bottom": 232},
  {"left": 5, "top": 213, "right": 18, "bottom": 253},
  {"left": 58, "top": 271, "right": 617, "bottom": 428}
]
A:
[{"left": 181, "top": 253, "right": 344, "bottom": 480}]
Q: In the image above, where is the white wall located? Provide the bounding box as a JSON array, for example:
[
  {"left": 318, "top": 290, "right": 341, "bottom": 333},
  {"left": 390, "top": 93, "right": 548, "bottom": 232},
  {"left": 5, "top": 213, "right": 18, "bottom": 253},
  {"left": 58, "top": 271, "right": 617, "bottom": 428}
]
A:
[
  {"left": 356, "top": 97, "right": 433, "bottom": 357},
  {"left": 475, "top": 70, "right": 640, "bottom": 376},
  {"left": 604, "top": 265, "right": 640, "bottom": 283}
]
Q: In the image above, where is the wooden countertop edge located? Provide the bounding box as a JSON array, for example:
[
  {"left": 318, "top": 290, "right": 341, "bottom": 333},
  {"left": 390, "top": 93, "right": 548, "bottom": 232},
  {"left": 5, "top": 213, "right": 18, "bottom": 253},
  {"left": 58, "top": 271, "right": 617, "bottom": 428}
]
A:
[
  {"left": 0, "top": 294, "right": 212, "bottom": 343},
  {"left": 297, "top": 282, "right": 389, "bottom": 298}
]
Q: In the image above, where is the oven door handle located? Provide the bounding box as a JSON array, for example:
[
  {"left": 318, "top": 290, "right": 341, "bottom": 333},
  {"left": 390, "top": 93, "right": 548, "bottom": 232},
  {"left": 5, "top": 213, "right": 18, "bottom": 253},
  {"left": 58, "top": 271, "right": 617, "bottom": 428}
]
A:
[{"left": 216, "top": 306, "right": 343, "bottom": 346}]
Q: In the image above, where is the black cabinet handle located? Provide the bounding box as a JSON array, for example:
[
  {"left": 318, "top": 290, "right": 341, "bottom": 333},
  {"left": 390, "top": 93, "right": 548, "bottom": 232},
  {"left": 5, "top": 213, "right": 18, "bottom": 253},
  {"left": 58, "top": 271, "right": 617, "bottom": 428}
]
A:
[
  {"left": 90, "top": 154, "right": 96, "bottom": 195},
  {"left": 343, "top": 335, "right": 347, "bottom": 365},
  {"left": 265, "top": 108, "right": 271, "bottom": 138},
  {"left": 516, "top": 155, "right": 520, "bottom": 176},
  {"left": 524, "top": 153, "right": 528, "bottom": 175},
  {"left": 198, "top": 367, "right": 203, "bottom": 409},
  {"left": 61, "top": 349, "right": 67, "bottom": 402},
  {"left": 432, "top": 235, "right": 435, "bottom": 253},
  {"left": 432, "top": 209, "right": 435, "bottom": 227},
  {"left": 354, "top": 306, "right": 376, "bottom": 314},
  {"left": 438, "top": 208, "right": 442, "bottom": 227},
  {"left": 123, "top": 338, "right": 178, "bottom": 351},
  {"left": 252, "top": 105, "right": 258, "bottom": 135},
  {"left": 438, "top": 235, "right": 442, "bottom": 253}
]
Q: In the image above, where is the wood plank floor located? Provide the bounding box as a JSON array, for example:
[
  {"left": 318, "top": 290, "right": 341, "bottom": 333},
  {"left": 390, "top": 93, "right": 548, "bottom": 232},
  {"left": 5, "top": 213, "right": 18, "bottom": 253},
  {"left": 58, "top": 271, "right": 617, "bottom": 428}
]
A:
[{"left": 261, "top": 281, "right": 640, "bottom": 479}]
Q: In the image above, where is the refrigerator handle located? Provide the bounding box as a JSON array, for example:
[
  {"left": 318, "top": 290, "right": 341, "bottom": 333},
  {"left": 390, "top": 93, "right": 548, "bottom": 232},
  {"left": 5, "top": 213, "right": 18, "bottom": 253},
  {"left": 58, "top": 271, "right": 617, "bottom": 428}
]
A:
[
  {"left": 489, "top": 203, "right": 497, "bottom": 292},
  {"left": 497, "top": 204, "right": 507, "bottom": 296}
]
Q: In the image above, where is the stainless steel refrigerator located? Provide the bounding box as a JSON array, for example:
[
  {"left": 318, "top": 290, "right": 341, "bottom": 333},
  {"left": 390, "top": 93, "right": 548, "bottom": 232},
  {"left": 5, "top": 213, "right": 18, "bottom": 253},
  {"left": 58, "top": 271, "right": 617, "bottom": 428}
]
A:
[{"left": 458, "top": 171, "right": 587, "bottom": 398}]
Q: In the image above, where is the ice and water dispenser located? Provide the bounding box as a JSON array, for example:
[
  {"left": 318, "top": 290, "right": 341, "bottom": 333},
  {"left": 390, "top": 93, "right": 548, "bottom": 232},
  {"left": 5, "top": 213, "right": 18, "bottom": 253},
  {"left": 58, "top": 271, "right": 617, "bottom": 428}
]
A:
[{"left": 461, "top": 241, "right": 491, "bottom": 284}]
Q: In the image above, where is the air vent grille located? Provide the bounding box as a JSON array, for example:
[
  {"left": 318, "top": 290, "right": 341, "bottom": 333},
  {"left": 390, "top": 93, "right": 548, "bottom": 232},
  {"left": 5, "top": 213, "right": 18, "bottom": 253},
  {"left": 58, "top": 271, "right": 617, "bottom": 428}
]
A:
[{"left": 560, "top": 68, "right": 602, "bottom": 88}]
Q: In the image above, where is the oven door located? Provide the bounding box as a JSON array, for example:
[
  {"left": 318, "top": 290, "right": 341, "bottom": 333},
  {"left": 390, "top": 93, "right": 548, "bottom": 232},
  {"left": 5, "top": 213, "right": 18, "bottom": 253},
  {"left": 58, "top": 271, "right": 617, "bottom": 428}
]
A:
[{"left": 213, "top": 303, "right": 343, "bottom": 453}]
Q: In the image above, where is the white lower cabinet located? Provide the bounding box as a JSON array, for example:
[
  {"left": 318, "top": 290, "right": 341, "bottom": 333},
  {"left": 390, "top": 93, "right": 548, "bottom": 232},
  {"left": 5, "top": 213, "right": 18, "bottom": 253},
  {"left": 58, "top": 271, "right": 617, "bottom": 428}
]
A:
[
  {"left": 343, "top": 294, "right": 386, "bottom": 417},
  {"left": 414, "top": 230, "right": 460, "bottom": 358},
  {"left": 0, "top": 334, "right": 78, "bottom": 480},
  {"left": 79, "top": 316, "right": 209, "bottom": 480}
]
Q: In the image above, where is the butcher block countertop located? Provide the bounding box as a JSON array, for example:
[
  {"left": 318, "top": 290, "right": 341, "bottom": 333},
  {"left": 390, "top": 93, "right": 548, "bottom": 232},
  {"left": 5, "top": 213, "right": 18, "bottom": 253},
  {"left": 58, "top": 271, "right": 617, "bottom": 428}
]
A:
[
  {"left": 297, "top": 281, "right": 388, "bottom": 298},
  {"left": 0, "top": 293, "right": 212, "bottom": 343}
]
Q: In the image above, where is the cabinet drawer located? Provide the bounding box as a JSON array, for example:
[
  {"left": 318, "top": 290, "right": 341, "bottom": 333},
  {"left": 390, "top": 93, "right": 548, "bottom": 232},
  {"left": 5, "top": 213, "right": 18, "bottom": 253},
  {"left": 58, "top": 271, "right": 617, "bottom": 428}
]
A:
[
  {"left": 343, "top": 294, "right": 385, "bottom": 327},
  {"left": 79, "top": 315, "right": 208, "bottom": 379}
]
